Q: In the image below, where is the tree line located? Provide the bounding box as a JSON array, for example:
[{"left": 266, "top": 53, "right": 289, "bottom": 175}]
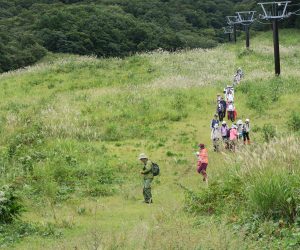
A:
[{"left": 0, "top": 0, "right": 299, "bottom": 73}]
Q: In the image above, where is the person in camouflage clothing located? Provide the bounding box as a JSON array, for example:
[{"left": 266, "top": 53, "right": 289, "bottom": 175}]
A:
[{"left": 139, "top": 153, "right": 154, "bottom": 204}]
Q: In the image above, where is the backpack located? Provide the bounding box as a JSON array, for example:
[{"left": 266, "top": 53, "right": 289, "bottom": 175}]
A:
[
  {"left": 151, "top": 162, "right": 160, "bottom": 176},
  {"left": 217, "top": 103, "right": 222, "bottom": 112}
]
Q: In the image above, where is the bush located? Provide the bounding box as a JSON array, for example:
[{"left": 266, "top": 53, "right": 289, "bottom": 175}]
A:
[
  {"left": 0, "top": 222, "right": 39, "bottom": 247},
  {"left": 0, "top": 186, "right": 23, "bottom": 224},
  {"left": 244, "top": 78, "right": 284, "bottom": 115},
  {"left": 288, "top": 112, "right": 300, "bottom": 132},
  {"left": 262, "top": 123, "right": 276, "bottom": 142},
  {"left": 102, "top": 123, "right": 123, "bottom": 141},
  {"left": 246, "top": 89, "right": 269, "bottom": 114},
  {"left": 171, "top": 92, "right": 187, "bottom": 111},
  {"left": 246, "top": 171, "right": 300, "bottom": 222},
  {"left": 184, "top": 174, "right": 244, "bottom": 216},
  {"left": 238, "top": 48, "right": 254, "bottom": 58}
]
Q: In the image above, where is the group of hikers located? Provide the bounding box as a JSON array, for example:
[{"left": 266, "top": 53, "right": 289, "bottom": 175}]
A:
[
  {"left": 199, "top": 67, "right": 251, "bottom": 183},
  {"left": 210, "top": 68, "right": 250, "bottom": 152},
  {"left": 138, "top": 68, "right": 251, "bottom": 203}
]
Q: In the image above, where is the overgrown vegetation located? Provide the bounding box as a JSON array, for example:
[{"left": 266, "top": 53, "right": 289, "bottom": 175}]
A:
[
  {"left": 0, "top": 30, "right": 299, "bottom": 249},
  {"left": 185, "top": 137, "right": 300, "bottom": 248},
  {"left": 288, "top": 111, "right": 300, "bottom": 133},
  {"left": 0, "top": 185, "right": 23, "bottom": 224}
]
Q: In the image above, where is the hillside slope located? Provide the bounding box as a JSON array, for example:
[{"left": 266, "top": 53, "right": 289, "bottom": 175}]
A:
[{"left": 0, "top": 29, "right": 300, "bottom": 249}]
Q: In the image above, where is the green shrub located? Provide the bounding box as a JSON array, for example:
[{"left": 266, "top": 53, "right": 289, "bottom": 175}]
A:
[
  {"left": 0, "top": 222, "right": 39, "bottom": 247},
  {"left": 8, "top": 130, "right": 44, "bottom": 158},
  {"left": 245, "top": 78, "right": 283, "bottom": 114},
  {"left": 269, "top": 78, "right": 283, "bottom": 103},
  {"left": 251, "top": 125, "right": 261, "bottom": 133},
  {"left": 102, "top": 123, "right": 122, "bottom": 141},
  {"left": 0, "top": 185, "right": 23, "bottom": 224},
  {"left": 246, "top": 89, "right": 269, "bottom": 114},
  {"left": 51, "top": 165, "right": 73, "bottom": 186},
  {"left": 171, "top": 92, "right": 187, "bottom": 111},
  {"left": 288, "top": 112, "right": 300, "bottom": 132},
  {"left": 166, "top": 151, "right": 176, "bottom": 157},
  {"left": 184, "top": 174, "right": 244, "bottom": 216},
  {"left": 85, "top": 180, "right": 115, "bottom": 197},
  {"left": 262, "top": 123, "right": 276, "bottom": 142},
  {"left": 246, "top": 170, "right": 300, "bottom": 222},
  {"left": 237, "top": 49, "right": 254, "bottom": 58},
  {"left": 237, "top": 81, "right": 251, "bottom": 94}
]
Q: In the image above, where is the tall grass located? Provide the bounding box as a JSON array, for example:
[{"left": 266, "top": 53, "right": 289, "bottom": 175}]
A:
[
  {"left": 0, "top": 29, "right": 300, "bottom": 248},
  {"left": 185, "top": 136, "right": 300, "bottom": 247}
]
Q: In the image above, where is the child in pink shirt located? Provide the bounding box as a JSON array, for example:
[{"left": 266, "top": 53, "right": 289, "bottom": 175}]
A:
[{"left": 229, "top": 124, "right": 238, "bottom": 152}]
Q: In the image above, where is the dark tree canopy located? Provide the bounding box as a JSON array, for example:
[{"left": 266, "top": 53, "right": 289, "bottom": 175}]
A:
[{"left": 0, "top": 0, "right": 299, "bottom": 72}]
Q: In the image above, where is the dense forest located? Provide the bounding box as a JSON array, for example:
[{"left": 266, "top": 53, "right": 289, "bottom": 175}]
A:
[{"left": 0, "top": 0, "right": 299, "bottom": 72}]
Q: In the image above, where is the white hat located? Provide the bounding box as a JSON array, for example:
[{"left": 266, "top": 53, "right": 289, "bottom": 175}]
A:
[
  {"left": 214, "top": 124, "right": 219, "bottom": 128},
  {"left": 245, "top": 118, "right": 250, "bottom": 122},
  {"left": 222, "top": 121, "right": 226, "bottom": 125},
  {"left": 237, "top": 120, "right": 243, "bottom": 125},
  {"left": 138, "top": 153, "right": 148, "bottom": 160},
  {"left": 232, "top": 124, "right": 237, "bottom": 129}
]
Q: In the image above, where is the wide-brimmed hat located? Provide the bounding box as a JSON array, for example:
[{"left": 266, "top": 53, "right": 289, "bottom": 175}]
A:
[
  {"left": 222, "top": 121, "right": 227, "bottom": 125},
  {"left": 245, "top": 118, "right": 250, "bottom": 123},
  {"left": 138, "top": 153, "right": 148, "bottom": 160}
]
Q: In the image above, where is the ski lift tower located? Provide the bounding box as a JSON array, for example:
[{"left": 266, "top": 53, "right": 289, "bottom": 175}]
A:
[
  {"left": 258, "top": 1, "right": 291, "bottom": 76},
  {"left": 223, "top": 26, "right": 234, "bottom": 42},
  {"left": 236, "top": 11, "right": 256, "bottom": 49},
  {"left": 226, "top": 16, "right": 239, "bottom": 43}
]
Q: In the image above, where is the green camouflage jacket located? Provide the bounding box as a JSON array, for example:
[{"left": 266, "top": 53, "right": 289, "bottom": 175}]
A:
[{"left": 142, "top": 161, "right": 154, "bottom": 180}]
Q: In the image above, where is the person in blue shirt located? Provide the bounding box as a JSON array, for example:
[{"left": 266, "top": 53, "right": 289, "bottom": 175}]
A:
[{"left": 210, "top": 114, "right": 219, "bottom": 130}]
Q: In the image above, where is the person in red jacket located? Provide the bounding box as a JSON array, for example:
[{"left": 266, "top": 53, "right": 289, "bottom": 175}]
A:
[{"left": 197, "top": 144, "right": 208, "bottom": 184}]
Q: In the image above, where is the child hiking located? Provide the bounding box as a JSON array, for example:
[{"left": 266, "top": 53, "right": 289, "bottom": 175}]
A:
[
  {"left": 237, "top": 120, "right": 244, "bottom": 142},
  {"left": 211, "top": 124, "right": 221, "bottom": 152},
  {"left": 227, "top": 101, "right": 235, "bottom": 122},
  {"left": 197, "top": 144, "right": 208, "bottom": 184},
  {"left": 229, "top": 124, "right": 238, "bottom": 152},
  {"left": 221, "top": 121, "right": 229, "bottom": 149},
  {"left": 243, "top": 118, "right": 251, "bottom": 145}
]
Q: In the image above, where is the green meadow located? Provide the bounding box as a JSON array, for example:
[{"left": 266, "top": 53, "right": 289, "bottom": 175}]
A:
[{"left": 0, "top": 29, "right": 300, "bottom": 249}]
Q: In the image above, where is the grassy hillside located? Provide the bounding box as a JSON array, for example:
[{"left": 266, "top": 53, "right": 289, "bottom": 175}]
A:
[{"left": 0, "top": 29, "right": 300, "bottom": 249}]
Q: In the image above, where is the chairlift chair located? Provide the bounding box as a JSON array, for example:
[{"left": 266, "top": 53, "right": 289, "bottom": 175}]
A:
[
  {"left": 236, "top": 11, "right": 256, "bottom": 24},
  {"left": 226, "top": 16, "right": 240, "bottom": 43},
  {"left": 226, "top": 16, "right": 239, "bottom": 25},
  {"left": 236, "top": 11, "right": 256, "bottom": 48},
  {"left": 223, "top": 26, "right": 234, "bottom": 34},
  {"left": 258, "top": 1, "right": 291, "bottom": 20}
]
